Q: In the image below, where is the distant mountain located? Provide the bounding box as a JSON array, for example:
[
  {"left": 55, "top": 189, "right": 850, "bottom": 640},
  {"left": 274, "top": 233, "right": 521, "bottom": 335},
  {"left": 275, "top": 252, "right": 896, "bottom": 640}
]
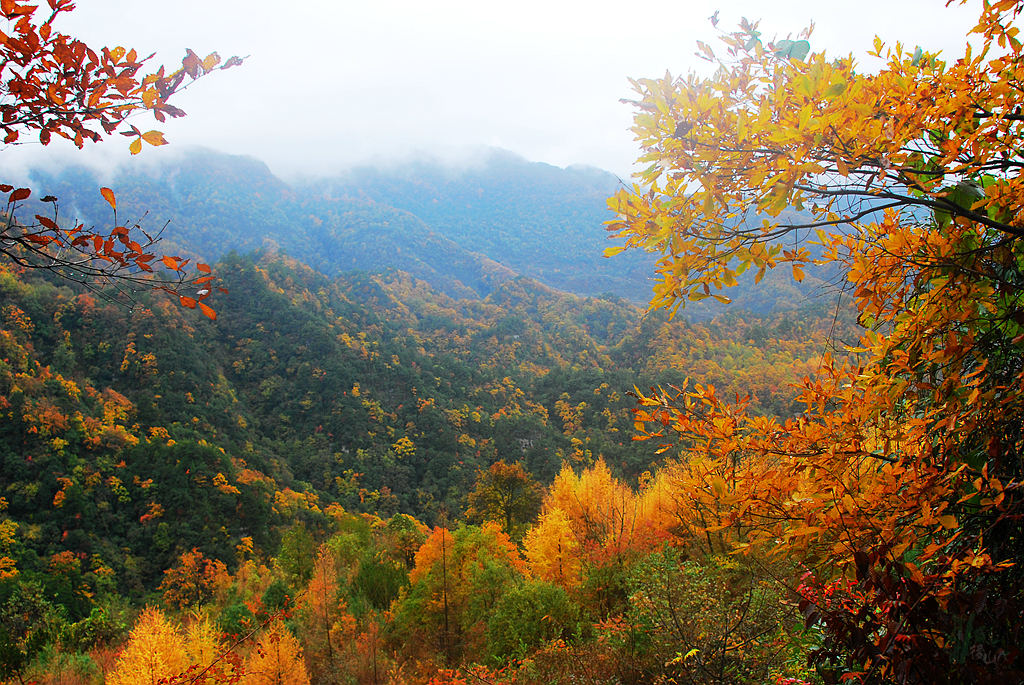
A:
[
  {"left": 27, "top": 150, "right": 515, "bottom": 301},
  {"left": 315, "top": 150, "right": 659, "bottom": 301},
  {"left": 25, "top": 146, "right": 838, "bottom": 316}
]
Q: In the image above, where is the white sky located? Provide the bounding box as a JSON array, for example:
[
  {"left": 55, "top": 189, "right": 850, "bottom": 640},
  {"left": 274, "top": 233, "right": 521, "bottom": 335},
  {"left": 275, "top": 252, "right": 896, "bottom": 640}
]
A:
[{"left": 3, "top": 1, "right": 982, "bottom": 180}]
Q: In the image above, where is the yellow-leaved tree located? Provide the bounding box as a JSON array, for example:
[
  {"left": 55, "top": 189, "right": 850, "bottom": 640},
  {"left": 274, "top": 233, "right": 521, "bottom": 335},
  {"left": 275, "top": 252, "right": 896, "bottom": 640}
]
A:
[
  {"left": 610, "top": 1, "right": 1024, "bottom": 681},
  {"left": 107, "top": 607, "right": 188, "bottom": 685},
  {"left": 242, "top": 622, "right": 311, "bottom": 685},
  {"left": 523, "top": 507, "right": 582, "bottom": 590}
]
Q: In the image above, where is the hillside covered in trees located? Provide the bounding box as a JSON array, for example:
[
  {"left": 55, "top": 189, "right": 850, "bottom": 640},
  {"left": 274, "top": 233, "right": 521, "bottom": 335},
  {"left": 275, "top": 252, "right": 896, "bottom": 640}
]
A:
[
  {"left": 2, "top": 0, "right": 1023, "bottom": 683},
  {"left": 0, "top": 249, "right": 852, "bottom": 683}
]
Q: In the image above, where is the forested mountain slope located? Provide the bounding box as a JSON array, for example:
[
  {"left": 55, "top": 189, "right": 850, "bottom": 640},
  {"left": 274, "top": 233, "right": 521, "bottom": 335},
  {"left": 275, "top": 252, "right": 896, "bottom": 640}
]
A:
[
  {"left": 25, "top": 148, "right": 834, "bottom": 314},
  {"left": 0, "top": 251, "right": 853, "bottom": 597}
]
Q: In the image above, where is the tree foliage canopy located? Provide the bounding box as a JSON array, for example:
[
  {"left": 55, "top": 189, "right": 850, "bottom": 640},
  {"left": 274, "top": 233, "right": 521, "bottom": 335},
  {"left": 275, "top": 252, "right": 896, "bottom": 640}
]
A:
[
  {"left": 612, "top": 0, "right": 1024, "bottom": 680},
  {"left": 0, "top": 0, "right": 242, "bottom": 314}
]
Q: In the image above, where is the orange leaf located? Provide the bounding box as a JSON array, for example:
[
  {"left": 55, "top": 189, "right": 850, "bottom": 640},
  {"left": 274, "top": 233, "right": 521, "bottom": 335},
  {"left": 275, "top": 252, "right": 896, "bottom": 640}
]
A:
[
  {"left": 100, "top": 187, "right": 116, "bottom": 210},
  {"left": 198, "top": 302, "right": 217, "bottom": 320},
  {"left": 196, "top": 263, "right": 211, "bottom": 274},
  {"left": 161, "top": 256, "right": 180, "bottom": 270},
  {"left": 179, "top": 296, "right": 197, "bottom": 309}
]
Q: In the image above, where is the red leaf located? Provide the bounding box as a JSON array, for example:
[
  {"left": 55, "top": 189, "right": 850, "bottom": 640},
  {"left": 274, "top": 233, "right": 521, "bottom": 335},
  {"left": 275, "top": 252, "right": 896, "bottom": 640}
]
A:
[
  {"left": 35, "top": 215, "right": 59, "bottom": 230},
  {"left": 179, "top": 296, "right": 197, "bottom": 309},
  {"left": 8, "top": 188, "right": 31, "bottom": 203},
  {"left": 196, "top": 263, "right": 211, "bottom": 274},
  {"left": 182, "top": 49, "right": 201, "bottom": 78}
]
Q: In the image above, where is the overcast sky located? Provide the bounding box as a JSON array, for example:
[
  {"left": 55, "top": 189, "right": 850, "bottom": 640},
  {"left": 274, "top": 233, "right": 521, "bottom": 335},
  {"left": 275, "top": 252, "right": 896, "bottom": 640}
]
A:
[{"left": 4, "top": 1, "right": 981, "bottom": 180}]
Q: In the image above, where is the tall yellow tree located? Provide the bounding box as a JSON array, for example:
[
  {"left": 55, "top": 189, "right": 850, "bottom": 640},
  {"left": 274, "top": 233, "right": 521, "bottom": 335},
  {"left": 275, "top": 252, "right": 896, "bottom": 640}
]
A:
[
  {"left": 242, "top": 622, "right": 311, "bottom": 685},
  {"left": 107, "top": 607, "right": 188, "bottom": 685},
  {"left": 611, "top": 1, "right": 1024, "bottom": 681},
  {"left": 544, "top": 458, "right": 648, "bottom": 562},
  {"left": 523, "top": 507, "right": 582, "bottom": 590}
]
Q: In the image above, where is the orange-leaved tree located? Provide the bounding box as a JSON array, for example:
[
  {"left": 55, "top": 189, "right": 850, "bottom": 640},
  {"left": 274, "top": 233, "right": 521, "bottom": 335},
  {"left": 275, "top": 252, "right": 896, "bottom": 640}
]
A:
[
  {"left": 464, "top": 460, "right": 543, "bottom": 538},
  {"left": 610, "top": 0, "right": 1024, "bottom": 681},
  {"left": 0, "top": 0, "right": 242, "bottom": 316}
]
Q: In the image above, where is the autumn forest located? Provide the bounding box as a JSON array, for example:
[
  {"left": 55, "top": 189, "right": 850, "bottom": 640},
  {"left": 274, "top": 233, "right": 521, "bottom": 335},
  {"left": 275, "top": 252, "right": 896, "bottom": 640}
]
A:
[{"left": 1, "top": 1, "right": 1023, "bottom": 684}]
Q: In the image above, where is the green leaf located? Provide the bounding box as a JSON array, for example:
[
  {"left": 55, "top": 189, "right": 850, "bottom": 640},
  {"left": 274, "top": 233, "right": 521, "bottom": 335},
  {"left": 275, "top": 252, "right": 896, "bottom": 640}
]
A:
[
  {"left": 824, "top": 81, "right": 847, "bottom": 97},
  {"left": 789, "top": 40, "right": 810, "bottom": 61},
  {"left": 774, "top": 39, "right": 810, "bottom": 61}
]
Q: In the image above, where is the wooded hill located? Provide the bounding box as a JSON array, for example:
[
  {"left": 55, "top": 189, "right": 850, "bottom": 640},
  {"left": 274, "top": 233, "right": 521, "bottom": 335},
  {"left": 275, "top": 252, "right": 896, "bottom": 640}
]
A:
[
  {"left": 24, "top": 148, "right": 833, "bottom": 315},
  {"left": 0, "top": 246, "right": 852, "bottom": 597}
]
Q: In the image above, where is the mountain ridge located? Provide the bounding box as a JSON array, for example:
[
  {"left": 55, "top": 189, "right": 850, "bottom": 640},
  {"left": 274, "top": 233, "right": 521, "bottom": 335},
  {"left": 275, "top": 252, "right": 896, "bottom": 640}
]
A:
[{"left": 24, "top": 145, "right": 840, "bottom": 318}]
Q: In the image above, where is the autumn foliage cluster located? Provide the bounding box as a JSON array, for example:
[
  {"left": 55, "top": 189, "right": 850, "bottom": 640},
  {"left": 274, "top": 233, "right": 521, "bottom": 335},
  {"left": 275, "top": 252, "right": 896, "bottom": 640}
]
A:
[
  {"left": 0, "top": 0, "right": 239, "bottom": 313},
  {"left": 609, "top": 0, "right": 1024, "bottom": 680}
]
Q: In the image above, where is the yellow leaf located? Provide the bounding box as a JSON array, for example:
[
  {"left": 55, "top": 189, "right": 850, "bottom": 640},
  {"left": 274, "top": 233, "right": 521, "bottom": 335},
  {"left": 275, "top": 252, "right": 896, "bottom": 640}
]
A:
[
  {"left": 202, "top": 52, "right": 221, "bottom": 72},
  {"left": 129, "top": 138, "right": 142, "bottom": 155},
  {"left": 792, "top": 264, "right": 806, "bottom": 282},
  {"left": 603, "top": 246, "right": 626, "bottom": 257},
  {"left": 141, "top": 88, "right": 158, "bottom": 109},
  {"left": 703, "top": 192, "right": 715, "bottom": 216}
]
